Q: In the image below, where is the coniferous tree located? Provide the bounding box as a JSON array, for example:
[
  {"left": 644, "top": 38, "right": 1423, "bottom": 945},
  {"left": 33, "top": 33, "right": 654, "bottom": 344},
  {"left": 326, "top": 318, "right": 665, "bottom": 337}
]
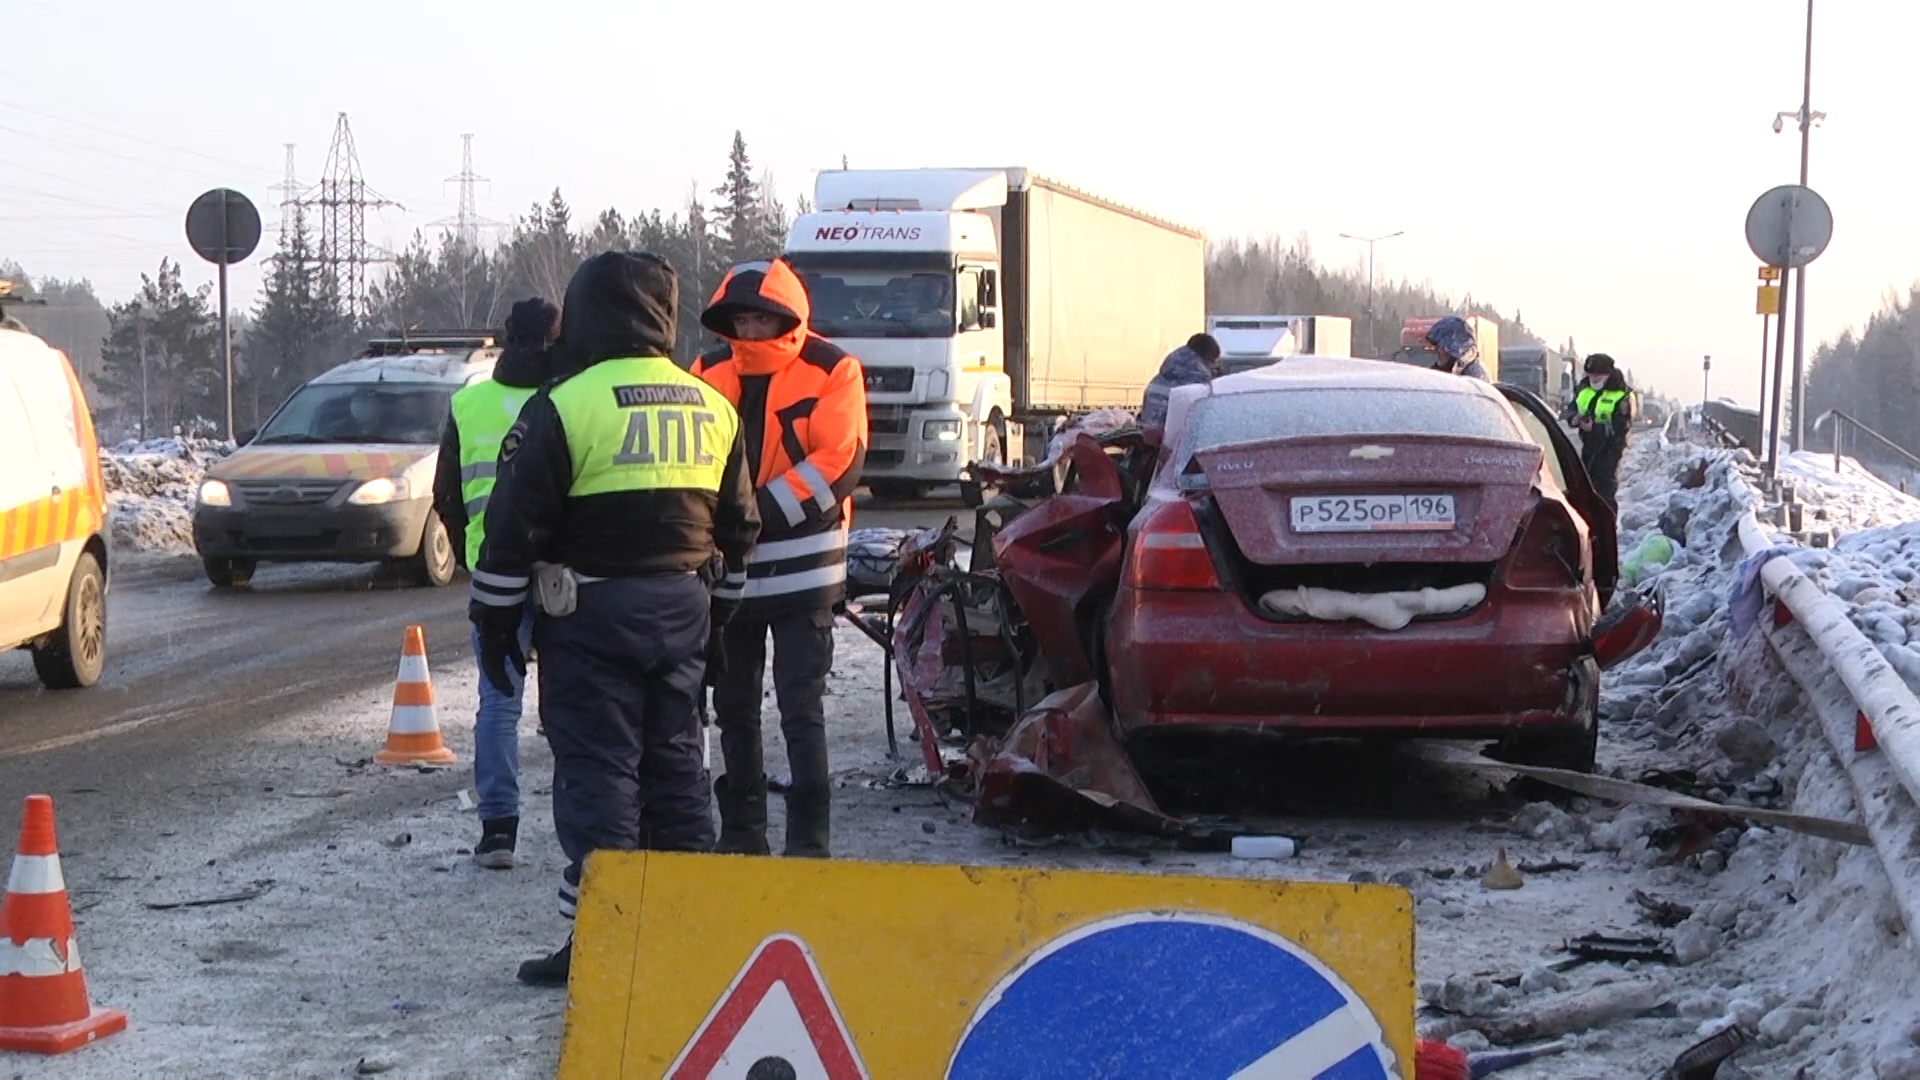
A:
[
  {"left": 100, "top": 259, "right": 222, "bottom": 438},
  {"left": 712, "top": 131, "right": 762, "bottom": 265}
]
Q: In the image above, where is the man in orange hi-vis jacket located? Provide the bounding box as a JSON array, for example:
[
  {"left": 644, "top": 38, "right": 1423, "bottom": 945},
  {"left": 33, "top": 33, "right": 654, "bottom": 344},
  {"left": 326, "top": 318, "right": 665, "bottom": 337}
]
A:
[{"left": 693, "top": 258, "right": 867, "bottom": 858}]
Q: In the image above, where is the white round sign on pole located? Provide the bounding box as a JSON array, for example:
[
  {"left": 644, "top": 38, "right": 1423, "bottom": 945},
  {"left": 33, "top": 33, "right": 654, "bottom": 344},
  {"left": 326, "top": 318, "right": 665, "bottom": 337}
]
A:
[{"left": 1744, "top": 184, "right": 1832, "bottom": 270}]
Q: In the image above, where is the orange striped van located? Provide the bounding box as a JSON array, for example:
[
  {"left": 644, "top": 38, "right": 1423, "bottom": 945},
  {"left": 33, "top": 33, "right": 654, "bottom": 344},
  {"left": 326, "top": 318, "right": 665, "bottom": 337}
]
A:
[{"left": 0, "top": 325, "right": 109, "bottom": 688}]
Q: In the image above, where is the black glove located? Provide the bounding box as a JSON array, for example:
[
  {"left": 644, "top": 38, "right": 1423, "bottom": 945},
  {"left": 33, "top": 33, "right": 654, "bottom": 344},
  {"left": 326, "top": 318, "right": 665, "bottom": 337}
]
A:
[{"left": 469, "top": 601, "right": 527, "bottom": 696}]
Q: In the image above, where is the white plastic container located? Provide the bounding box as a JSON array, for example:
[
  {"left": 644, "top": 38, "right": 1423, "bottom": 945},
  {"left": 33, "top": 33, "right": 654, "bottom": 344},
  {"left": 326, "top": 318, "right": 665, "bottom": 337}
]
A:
[{"left": 1230, "top": 836, "right": 1299, "bottom": 859}]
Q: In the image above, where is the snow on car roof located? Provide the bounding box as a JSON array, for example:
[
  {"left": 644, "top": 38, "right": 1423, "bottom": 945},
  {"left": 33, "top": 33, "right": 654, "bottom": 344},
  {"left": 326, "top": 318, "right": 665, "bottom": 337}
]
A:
[
  {"left": 1209, "top": 354, "right": 1505, "bottom": 401},
  {"left": 307, "top": 351, "right": 497, "bottom": 387}
]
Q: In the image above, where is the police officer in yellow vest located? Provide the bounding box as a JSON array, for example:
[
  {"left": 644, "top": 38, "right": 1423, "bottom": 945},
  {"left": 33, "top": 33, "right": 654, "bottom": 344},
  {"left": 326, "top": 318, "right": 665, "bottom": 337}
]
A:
[
  {"left": 470, "top": 252, "right": 759, "bottom": 987},
  {"left": 432, "top": 298, "right": 557, "bottom": 871},
  {"left": 1570, "top": 353, "right": 1635, "bottom": 506}
]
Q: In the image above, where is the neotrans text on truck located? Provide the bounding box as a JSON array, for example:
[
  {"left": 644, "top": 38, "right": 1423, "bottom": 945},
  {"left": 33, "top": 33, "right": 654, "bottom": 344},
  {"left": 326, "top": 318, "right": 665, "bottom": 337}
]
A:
[{"left": 784, "top": 168, "right": 1206, "bottom": 499}]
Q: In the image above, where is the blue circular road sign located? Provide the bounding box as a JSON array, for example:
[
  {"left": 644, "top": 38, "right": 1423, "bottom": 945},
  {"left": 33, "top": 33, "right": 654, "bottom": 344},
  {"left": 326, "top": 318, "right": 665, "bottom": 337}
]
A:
[{"left": 947, "top": 912, "right": 1401, "bottom": 1079}]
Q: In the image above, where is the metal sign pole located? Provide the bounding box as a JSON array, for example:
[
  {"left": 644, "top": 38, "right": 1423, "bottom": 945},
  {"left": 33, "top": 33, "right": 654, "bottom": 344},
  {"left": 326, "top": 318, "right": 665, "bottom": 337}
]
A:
[{"left": 1767, "top": 269, "right": 1793, "bottom": 477}]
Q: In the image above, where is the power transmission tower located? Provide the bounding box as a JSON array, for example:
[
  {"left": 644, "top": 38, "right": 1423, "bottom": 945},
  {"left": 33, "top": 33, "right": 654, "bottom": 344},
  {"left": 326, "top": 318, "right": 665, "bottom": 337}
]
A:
[
  {"left": 300, "top": 113, "right": 399, "bottom": 320},
  {"left": 269, "top": 144, "right": 301, "bottom": 240},
  {"left": 429, "top": 134, "right": 503, "bottom": 249}
]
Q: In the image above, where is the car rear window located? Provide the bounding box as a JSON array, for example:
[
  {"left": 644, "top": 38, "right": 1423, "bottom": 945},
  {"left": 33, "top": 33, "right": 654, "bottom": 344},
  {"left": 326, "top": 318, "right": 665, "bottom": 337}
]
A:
[
  {"left": 1173, "top": 386, "right": 1530, "bottom": 490},
  {"left": 1187, "top": 386, "right": 1527, "bottom": 450}
]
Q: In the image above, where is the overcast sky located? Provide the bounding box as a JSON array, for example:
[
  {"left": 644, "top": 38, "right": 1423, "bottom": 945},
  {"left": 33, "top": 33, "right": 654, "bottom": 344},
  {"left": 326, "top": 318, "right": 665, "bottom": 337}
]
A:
[{"left": 3, "top": 0, "right": 1911, "bottom": 404}]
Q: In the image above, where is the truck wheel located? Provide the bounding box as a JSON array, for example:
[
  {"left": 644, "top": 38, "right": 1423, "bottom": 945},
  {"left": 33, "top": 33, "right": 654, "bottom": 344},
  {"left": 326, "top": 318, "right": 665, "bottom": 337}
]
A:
[
  {"left": 32, "top": 552, "right": 106, "bottom": 690},
  {"left": 867, "top": 481, "right": 928, "bottom": 503},
  {"left": 982, "top": 419, "right": 1006, "bottom": 467},
  {"left": 203, "top": 557, "right": 256, "bottom": 589},
  {"left": 407, "top": 510, "right": 457, "bottom": 588}
]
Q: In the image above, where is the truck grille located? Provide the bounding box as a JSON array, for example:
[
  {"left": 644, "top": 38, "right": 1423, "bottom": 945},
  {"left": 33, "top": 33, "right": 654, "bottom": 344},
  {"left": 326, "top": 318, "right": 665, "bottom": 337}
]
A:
[
  {"left": 232, "top": 479, "right": 348, "bottom": 507},
  {"left": 867, "top": 407, "right": 911, "bottom": 436},
  {"left": 866, "top": 450, "right": 905, "bottom": 469},
  {"left": 863, "top": 367, "right": 915, "bottom": 393}
]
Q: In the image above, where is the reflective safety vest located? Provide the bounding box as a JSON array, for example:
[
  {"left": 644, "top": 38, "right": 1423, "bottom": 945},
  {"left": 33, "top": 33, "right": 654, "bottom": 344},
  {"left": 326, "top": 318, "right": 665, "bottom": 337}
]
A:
[
  {"left": 548, "top": 356, "right": 740, "bottom": 503},
  {"left": 1576, "top": 385, "right": 1629, "bottom": 425},
  {"left": 450, "top": 379, "right": 537, "bottom": 567}
]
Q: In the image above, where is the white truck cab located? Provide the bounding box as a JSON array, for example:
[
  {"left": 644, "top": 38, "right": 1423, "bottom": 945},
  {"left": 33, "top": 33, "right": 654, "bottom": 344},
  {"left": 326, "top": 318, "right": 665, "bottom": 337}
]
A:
[{"left": 786, "top": 168, "right": 1205, "bottom": 500}]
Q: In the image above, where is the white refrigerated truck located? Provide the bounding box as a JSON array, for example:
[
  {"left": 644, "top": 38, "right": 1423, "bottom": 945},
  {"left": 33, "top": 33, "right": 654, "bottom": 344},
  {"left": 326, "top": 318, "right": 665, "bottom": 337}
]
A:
[
  {"left": 1207, "top": 314, "right": 1352, "bottom": 374},
  {"left": 783, "top": 167, "right": 1206, "bottom": 499}
]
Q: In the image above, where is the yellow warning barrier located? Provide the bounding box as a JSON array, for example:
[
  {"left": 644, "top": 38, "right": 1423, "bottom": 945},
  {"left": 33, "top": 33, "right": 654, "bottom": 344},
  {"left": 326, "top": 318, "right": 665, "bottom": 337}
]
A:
[{"left": 561, "top": 852, "right": 1416, "bottom": 1080}]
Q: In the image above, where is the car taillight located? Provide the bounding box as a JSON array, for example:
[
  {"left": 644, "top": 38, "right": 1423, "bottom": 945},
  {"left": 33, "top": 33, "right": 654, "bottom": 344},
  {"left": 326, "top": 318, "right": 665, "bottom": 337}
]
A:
[
  {"left": 1505, "top": 498, "right": 1584, "bottom": 589},
  {"left": 1124, "top": 500, "right": 1222, "bottom": 591}
]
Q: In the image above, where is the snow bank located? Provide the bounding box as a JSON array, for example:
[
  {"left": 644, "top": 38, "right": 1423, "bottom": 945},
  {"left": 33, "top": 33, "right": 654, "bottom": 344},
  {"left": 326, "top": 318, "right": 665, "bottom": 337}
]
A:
[{"left": 98, "top": 436, "right": 230, "bottom": 554}]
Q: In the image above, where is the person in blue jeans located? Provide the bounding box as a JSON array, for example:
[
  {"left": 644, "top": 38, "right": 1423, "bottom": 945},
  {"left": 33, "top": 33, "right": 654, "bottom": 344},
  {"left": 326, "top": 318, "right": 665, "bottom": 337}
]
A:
[{"left": 432, "top": 298, "right": 559, "bottom": 867}]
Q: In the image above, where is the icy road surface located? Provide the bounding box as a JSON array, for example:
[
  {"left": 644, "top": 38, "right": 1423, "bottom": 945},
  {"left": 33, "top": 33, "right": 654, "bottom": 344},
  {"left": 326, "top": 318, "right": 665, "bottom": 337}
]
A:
[{"left": 3, "top": 441, "right": 1919, "bottom": 1078}]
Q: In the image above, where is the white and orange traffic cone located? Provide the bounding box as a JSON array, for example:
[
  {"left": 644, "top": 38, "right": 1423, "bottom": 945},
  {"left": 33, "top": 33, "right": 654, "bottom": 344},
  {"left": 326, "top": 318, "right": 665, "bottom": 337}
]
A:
[
  {"left": 375, "top": 624, "right": 457, "bottom": 766},
  {"left": 0, "top": 795, "right": 126, "bottom": 1054}
]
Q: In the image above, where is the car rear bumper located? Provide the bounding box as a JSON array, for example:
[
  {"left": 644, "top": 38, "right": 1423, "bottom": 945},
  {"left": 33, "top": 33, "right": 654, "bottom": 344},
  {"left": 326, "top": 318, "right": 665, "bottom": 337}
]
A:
[
  {"left": 192, "top": 498, "right": 429, "bottom": 562},
  {"left": 1106, "top": 584, "right": 1596, "bottom": 737}
]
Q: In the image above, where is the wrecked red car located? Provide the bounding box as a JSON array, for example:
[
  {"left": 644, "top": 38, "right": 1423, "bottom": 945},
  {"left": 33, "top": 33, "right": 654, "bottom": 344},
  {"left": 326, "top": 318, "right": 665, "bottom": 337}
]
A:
[
  {"left": 1099, "top": 357, "right": 1657, "bottom": 771},
  {"left": 866, "top": 361, "right": 1662, "bottom": 829}
]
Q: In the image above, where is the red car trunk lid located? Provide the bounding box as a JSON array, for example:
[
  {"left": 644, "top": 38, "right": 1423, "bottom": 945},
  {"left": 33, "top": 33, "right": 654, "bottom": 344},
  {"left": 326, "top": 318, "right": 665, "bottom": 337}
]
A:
[{"left": 1192, "top": 435, "right": 1544, "bottom": 564}]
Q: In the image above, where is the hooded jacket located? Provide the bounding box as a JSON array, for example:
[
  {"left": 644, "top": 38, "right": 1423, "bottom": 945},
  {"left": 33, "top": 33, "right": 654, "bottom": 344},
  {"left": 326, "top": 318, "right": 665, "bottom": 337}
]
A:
[
  {"left": 1574, "top": 370, "right": 1635, "bottom": 450},
  {"left": 432, "top": 301, "right": 558, "bottom": 570},
  {"left": 1139, "top": 346, "right": 1218, "bottom": 429},
  {"left": 692, "top": 258, "right": 868, "bottom": 614},
  {"left": 471, "top": 252, "right": 760, "bottom": 608}
]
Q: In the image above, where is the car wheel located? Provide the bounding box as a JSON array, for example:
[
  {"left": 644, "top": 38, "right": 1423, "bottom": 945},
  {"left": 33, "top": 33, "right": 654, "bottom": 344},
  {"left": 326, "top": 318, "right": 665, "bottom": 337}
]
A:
[
  {"left": 867, "top": 481, "right": 929, "bottom": 502},
  {"left": 1493, "top": 708, "right": 1599, "bottom": 774},
  {"left": 32, "top": 552, "right": 106, "bottom": 690},
  {"left": 408, "top": 510, "right": 457, "bottom": 588},
  {"left": 202, "top": 556, "right": 256, "bottom": 589}
]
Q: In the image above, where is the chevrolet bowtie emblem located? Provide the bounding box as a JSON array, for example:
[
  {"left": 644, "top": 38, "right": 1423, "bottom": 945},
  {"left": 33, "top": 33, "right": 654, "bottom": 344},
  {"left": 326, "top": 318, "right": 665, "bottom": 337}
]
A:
[{"left": 1349, "top": 445, "right": 1395, "bottom": 460}]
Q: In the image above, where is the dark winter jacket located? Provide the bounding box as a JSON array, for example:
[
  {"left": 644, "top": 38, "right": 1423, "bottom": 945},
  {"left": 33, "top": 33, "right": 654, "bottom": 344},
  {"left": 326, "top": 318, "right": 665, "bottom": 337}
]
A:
[
  {"left": 1139, "top": 346, "right": 1219, "bottom": 428},
  {"left": 470, "top": 252, "right": 759, "bottom": 603},
  {"left": 432, "top": 341, "right": 551, "bottom": 570}
]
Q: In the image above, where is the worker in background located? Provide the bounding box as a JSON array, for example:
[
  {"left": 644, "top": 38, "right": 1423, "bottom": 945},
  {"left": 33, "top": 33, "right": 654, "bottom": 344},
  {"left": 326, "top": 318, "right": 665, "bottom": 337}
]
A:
[
  {"left": 693, "top": 258, "right": 868, "bottom": 860},
  {"left": 1423, "top": 316, "right": 1489, "bottom": 380},
  {"left": 472, "top": 252, "right": 760, "bottom": 985},
  {"left": 432, "top": 298, "right": 560, "bottom": 871},
  {"left": 1139, "top": 333, "right": 1223, "bottom": 434},
  {"left": 1570, "top": 353, "right": 1635, "bottom": 506}
]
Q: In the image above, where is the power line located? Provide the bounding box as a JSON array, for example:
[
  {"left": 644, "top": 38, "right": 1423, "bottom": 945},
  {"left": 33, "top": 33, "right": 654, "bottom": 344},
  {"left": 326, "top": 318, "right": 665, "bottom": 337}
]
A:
[
  {"left": 428, "top": 134, "right": 505, "bottom": 249},
  {"left": 293, "top": 113, "right": 399, "bottom": 320},
  {"left": 0, "top": 97, "right": 281, "bottom": 183}
]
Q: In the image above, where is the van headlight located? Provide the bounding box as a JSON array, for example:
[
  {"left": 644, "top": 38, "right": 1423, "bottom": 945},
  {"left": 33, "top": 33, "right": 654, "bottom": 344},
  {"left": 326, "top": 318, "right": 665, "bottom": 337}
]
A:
[
  {"left": 347, "top": 477, "right": 408, "bottom": 505},
  {"left": 197, "top": 480, "right": 232, "bottom": 507},
  {"left": 923, "top": 419, "right": 962, "bottom": 442}
]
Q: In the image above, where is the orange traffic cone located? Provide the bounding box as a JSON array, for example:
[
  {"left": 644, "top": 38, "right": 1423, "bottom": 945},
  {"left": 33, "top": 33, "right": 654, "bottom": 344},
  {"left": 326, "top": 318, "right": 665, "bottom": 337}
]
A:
[
  {"left": 375, "top": 625, "right": 457, "bottom": 766},
  {"left": 0, "top": 795, "right": 126, "bottom": 1054}
]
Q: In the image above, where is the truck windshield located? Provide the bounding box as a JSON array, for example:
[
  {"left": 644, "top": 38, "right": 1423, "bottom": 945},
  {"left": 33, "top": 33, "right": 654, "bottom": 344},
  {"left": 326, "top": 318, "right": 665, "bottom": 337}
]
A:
[
  {"left": 786, "top": 253, "right": 956, "bottom": 339},
  {"left": 254, "top": 382, "right": 454, "bottom": 446}
]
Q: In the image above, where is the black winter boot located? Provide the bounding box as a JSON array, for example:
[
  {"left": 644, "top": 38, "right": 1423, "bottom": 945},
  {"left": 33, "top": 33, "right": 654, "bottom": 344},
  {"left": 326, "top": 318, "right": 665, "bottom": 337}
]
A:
[
  {"left": 714, "top": 773, "right": 771, "bottom": 856},
  {"left": 474, "top": 816, "right": 518, "bottom": 870},
  {"left": 783, "top": 791, "right": 831, "bottom": 859},
  {"left": 517, "top": 936, "right": 571, "bottom": 987}
]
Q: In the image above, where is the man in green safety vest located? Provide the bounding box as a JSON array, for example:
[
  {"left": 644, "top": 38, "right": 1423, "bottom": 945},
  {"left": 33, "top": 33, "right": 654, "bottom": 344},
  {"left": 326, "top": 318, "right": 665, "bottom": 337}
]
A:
[
  {"left": 471, "top": 252, "right": 760, "bottom": 986},
  {"left": 431, "top": 298, "right": 559, "bottom": 871},
  {"left": 1568, "top": 352, "right": 1635, "bottom": 506}
]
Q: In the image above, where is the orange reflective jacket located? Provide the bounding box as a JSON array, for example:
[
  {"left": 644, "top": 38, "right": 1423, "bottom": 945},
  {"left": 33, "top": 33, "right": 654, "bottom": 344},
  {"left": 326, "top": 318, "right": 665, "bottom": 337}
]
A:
[{"left": 693, "top": 259, "right": 868, "bottom": 613}]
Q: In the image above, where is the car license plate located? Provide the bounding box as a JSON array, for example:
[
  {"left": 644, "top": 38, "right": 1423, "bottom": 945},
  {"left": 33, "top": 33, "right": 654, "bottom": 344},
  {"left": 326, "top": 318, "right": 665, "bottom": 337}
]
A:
[{"left": 1290, "top": 494, "right": 1456, "bottom": 533}]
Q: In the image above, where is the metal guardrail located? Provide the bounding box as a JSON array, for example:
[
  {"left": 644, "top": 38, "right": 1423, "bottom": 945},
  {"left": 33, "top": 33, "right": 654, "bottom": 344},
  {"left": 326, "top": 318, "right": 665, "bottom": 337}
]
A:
[{"left": 1818, "top": 410, "right": 1920, "bottom": 486}]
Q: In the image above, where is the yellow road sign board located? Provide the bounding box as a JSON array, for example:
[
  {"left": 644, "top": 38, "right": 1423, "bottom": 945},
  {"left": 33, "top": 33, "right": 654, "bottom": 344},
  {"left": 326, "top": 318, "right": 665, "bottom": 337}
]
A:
[
  {"left": 1759, "top": 266, "right": 1782, "bottom": 282},
  {"left": 562, "top": 852, "right": 1416, "bottom": 1079},
  {"left": 1758, "top": 284, "right": 1782, "bottom": 316}
]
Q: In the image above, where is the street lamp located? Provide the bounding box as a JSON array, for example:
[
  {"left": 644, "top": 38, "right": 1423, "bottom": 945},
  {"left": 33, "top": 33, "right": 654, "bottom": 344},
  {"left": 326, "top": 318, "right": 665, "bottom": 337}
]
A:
[
  {"left": 1339, "top": 230, "right": 1404, "bottom": 357},
  {"left": 1775, "top": 0, "right": 1822, "bottom": 453},
  {"left": 1702, "top": 354, "right": 1712, "bottom": 408}
]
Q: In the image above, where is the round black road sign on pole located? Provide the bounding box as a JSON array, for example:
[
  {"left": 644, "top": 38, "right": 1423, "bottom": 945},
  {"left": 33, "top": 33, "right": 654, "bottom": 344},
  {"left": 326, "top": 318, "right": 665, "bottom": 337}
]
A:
[
  {"left": 184, "top": 188, "right": 260, "bottom": 442},
  {"left": 185, "top": 188, "right": 262, "bottom": 266}
]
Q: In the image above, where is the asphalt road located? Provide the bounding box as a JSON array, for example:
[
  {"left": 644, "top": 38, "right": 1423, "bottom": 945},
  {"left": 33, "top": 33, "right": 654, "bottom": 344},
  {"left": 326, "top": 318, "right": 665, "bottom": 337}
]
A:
[
  {"left": 0, "top": 555, "right": 473, "bottom": 771},
  {"left": 0, "top": 495, "right": 959, "bottom": 789}
]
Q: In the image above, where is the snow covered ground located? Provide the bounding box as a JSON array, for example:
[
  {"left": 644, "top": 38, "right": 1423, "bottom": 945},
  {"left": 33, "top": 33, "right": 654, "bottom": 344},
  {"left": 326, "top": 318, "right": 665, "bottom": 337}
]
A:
[
  {"left": 28, "top": 424, "right": 1920, "bottom": 1079},
  {"left": 98, "top": 436, "right": 230, "bottom": 555}
]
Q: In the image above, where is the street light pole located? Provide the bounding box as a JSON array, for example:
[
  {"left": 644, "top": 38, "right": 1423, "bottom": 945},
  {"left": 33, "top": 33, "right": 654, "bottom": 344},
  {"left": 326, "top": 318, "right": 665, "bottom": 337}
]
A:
[
  {"left": 1785, "top": 0, "right": 1818, "bottom": 452},
  {"left": 1702, "top": 354, "right": 1712, "bottom": 408},
  {"left": 133, "top": 303, "right": 149, "bottom": 441},
  {"left": 1339, "top": 231, "right": 1404, "bottom": 357}
]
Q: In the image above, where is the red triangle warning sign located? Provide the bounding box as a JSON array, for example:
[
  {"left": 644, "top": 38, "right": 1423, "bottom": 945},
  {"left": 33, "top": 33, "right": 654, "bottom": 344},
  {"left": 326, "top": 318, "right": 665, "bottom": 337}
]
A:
[{"left": 667, "top": 933, "right": 870, "bottom": 1080}]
